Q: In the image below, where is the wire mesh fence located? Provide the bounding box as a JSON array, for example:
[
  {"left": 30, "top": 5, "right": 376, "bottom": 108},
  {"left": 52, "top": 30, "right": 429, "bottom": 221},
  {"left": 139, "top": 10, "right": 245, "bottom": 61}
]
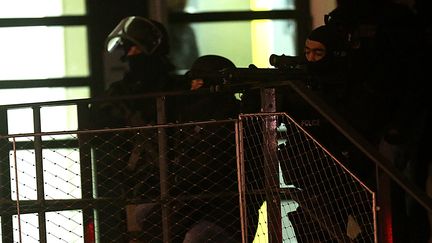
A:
[
  {"left": 238, "top": 113, "right": 376, "bottom": 242},
  {"left": 0, "top": 113, "right": 376, "bottom": 242}
]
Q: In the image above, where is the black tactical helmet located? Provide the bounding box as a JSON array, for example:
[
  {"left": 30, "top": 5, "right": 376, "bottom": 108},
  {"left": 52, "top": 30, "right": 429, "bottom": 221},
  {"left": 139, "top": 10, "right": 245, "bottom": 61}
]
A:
[
  {"left": 191, "top": 55, "right": 235, "bottom": 73},
  {"left": 188, "top": 55, "right": 236, "bottom": 86},
  {"left": 105, "top": 16, "right": 169, "bottom": 56}
]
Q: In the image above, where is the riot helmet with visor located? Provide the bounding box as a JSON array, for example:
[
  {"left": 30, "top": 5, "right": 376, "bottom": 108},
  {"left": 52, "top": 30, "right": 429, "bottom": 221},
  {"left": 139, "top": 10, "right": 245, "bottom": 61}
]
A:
[{"left": 106, "top": 16, "right": 169, "bottom": 56}]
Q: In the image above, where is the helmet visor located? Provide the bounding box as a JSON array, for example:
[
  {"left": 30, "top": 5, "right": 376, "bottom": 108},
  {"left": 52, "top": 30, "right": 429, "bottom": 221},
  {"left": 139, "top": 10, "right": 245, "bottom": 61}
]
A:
[{"left": 105, "top": 16, "right": 163, "bottom": 55}]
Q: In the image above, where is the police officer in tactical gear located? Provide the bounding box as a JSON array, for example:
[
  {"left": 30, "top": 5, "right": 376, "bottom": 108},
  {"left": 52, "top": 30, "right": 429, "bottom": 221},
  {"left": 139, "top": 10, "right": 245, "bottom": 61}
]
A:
[
  {"left": 89, "top": 16, "right": 177, "bottom": 242},
  {"left": 102, "top": 16, "right": 176, "bottom": 126},
  {"left": 174, "top": 55, "right": 242, "bottom": 242}
]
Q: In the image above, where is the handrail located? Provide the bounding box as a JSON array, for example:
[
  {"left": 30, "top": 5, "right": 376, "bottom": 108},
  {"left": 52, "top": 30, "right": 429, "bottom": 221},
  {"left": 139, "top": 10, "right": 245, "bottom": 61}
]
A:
[
  {"left": 1, "top": 77, "right": 430, "bottom": 212},
  {"left": 286, "top": 78, "right": 432, "bottom": 212}
]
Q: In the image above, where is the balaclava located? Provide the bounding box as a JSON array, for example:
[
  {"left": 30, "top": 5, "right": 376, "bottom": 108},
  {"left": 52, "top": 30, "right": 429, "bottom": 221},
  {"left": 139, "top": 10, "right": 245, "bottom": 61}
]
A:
[{"left": 306, "top": 25, "right": 347, "bottom": 75}]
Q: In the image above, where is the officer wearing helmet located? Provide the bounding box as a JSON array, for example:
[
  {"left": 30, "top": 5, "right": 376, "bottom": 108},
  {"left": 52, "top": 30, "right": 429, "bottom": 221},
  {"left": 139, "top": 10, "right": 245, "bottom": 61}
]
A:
[
  {"left": 187, "top": 55, "right": 235, "bottom": 91},
  {"left": 90, "top": 16, "right": 177, "bottom": 129},
  {"left": 170, "top": 55, "right": 243, "bottom": 242},
  {"left": 106, "top": 16, "right": 170, "bottom": 57},
  {"left": 105, "top": 16, "right": 175, "bottom": 97},
  {"left": 89, "top": 16, "right": 177, "bottom": 242},
  {"left": 179, "top": 55, "right": 240, "bottom": 121}
]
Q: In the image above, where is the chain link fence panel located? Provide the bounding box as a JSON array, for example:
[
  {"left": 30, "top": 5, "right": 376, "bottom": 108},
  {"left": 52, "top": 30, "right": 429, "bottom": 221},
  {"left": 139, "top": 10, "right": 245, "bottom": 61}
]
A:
[{"left": 0, "top": 114, "right": 375, "bottom": 242}]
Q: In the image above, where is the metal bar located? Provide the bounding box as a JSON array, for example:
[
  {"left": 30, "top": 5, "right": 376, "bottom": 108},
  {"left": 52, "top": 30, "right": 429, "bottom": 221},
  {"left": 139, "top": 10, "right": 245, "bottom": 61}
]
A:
[
  {"left": 236, "top": 119, "right": 248, "bottom": 243},
  {"left": 169, "top": 10, "right": 302, "bottom": 23},
  {"left": 286, "top": 78, "right": 432, "bottom": 212},
  {"left": 76, "top": 104, "right": 95, "bottom": 242},
  {"left": 33, "top": 106, "right": 47, "bottom": 243},
  {"left": 260, "top": 88, "right": 282, "bottom": 243},
  {"left": 0, "top": 77, "right": 90, "bottom": 89},
  {"left": 0, "top": 16, "right": 88, "bottom": 27},
  {"left": 0, "top": 109, "right": 13, "bottom": 242},
  {"left": 157, "top": 96, "right": 171, "bottom": 243},
  {"left": 12, "top": 138, "right": 22, "bottom": 243}
]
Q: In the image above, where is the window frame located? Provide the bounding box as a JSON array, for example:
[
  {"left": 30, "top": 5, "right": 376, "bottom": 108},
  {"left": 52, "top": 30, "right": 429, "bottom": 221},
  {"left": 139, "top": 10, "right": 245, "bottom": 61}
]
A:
[
  {"left": 167, "top": 1, "right": 312, "bottom": 57},
  {"left": 0, "top": 15, "right": 99, "bottom": 92}
]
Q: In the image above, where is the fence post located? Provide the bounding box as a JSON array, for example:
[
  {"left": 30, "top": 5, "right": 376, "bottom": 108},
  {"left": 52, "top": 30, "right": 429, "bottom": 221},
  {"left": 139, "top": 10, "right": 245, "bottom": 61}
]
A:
[
  {"left": 157, "top": 96, "right": 171, "bottom": 242},
  {"left": 77, "top": 103, "right": 96, "bottom": 242},
  {"left": 32, "top": 106, "right": 47, "bottom": 243},
  {"left": 260, "top": 88, "right": 282, "bottom": 243},
  {"left": 0, "top": 109, "right": 14, "bottom": 243}
]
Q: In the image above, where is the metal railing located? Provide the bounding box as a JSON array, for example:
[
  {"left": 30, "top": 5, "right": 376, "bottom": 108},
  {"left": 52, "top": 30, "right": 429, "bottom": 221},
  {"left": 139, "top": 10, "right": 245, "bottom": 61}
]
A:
[{"left": 0, "top": 79, "right": 429, "bottom": 242}]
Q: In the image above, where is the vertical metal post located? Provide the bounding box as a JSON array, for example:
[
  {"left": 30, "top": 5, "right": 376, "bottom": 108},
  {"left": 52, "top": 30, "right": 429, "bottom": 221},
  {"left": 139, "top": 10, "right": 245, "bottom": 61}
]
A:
[
  {"left": 260, "top": 88, "right": 282, "bottom": 243},
  {"left": 157, "top": 96, "right": 171, "bottom": 243},
  {"left": 0, "top": 108, "right": 13, "bottom": 243},
  {"left": 77, "top": 103, "right": 96, "bottom": 242},
  {"left": 77, "top": 104, "right": 93, "bottom": 200},
  {"left": 236, "top": 119, "right": 248, "bottom": 243},
  {"left": 376, "top": 166, "right": 393, "bottom": 243},
  {"left": 148, "top": 12, "right": 170, "bottom": 242},
  {"left": 33, "top": 106, "right": 47, "bottom": 243}
]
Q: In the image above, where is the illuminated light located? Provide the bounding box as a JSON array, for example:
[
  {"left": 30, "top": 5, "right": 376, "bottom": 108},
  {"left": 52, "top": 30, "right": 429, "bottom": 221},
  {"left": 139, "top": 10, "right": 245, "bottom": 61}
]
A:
[
  {"left": 0, "top": 0, "right": 62, "bottom": 18},
  {"left": 385, "top": 210, "right": 393, "bottom": 243},
  {"left": 0, "top": 26, "right": 65, "bottom": 80},
  {"left": 251, "top": 19, "right": 274, "bottom": 68},
  {"left": 250, "top": 0, "right": 274, "bottom": 68}
]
